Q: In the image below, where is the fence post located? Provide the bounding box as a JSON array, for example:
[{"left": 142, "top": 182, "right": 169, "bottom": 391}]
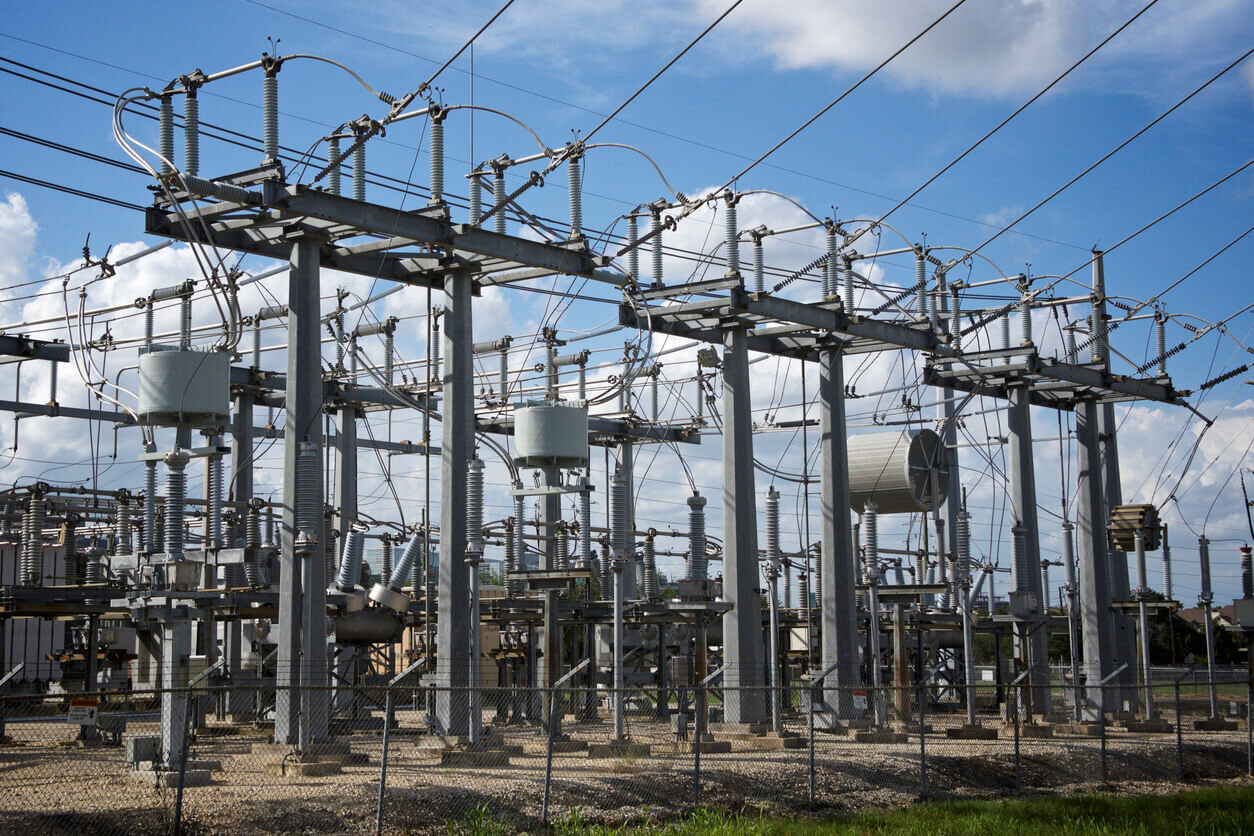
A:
[
  {"left": 174, "top": 686, "right": 193, "bottom": 836},
  {"left": 542, "top": 686, "right": 557, "bottom": 825},
  {"left": 1099, "top": 683, "right": 1108, "bottom": 784},
  {"left": 693, "top": 678, "right": 704, "bottom": 806},
  {"left": 1174, "top": 682, "right": 1184, "bottom": 781},
  {"left": 808, "top": 682, "right": 816, "bottom": 805},
  {"left": 375, "top": 689, "right": 394, "bottom": 836},
  {"left": 1012, "top": 685, "right": 1021, "bottom": 793},
  {"left": 1247, "top": 679, "right": 1252, "bottom": 778},
  {"left": 918, "top": 681, "right": 927, "bottom": 798}
]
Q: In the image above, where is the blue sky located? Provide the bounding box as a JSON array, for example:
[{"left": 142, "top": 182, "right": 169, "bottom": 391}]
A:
[{"left": 0, "top": 0, "right": 1252, "bottom": 603}]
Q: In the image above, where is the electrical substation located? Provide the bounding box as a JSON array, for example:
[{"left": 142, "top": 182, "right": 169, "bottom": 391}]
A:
[{"left": 0, "top": 18, "right": 1252, "bottom": 831}]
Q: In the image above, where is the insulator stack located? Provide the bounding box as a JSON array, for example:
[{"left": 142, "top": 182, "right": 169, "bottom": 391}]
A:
[
  {"left": 753, "top": 238, "right": 764, "bottom": 295},
  {"left": 579, "top": 486, "right": 592, "bottom": 567},
  {"left": 784, "top": 568, "right": 792, "bottom": 609},
  {"left": 466, "top": 458, "right": 484, "bottom": 554},
  {"left": 381, "top": 538, "right": 393, "bottom": 584},
  {"left": 863, "top": 501, "right": 879, "bottom": 579},
  {"left": 651, "top": 211, "right": 663, "bottom": 286},
  {"left": 724, "top": 195, "right": 739, "bottom": 276},
  {"left": 813, "top": 549, "right": 822, "bottom": 606},
  {"left": 327, "top": 136, "right": 341, "bottom": 196},
  {"left": 1162, "top": 526, "right": 1173, "bottom": 600},
  {"left": 390, "top": 534, "right": 423, "bottom": 590},
  {"left": 1001, "top": 312, "right": 1011, "bottom": 355},
  {"left": 144, "top": 304, "right": 154, "bottom": 352},
  {"left": 504, "top": 520, "right": 519, "bottom": 595},
  {"left": 1156, "top": 313, "right": 1168, "bottom": 376},
  {"left": 493, "top": 168, "right": 507, "bottom": 236},
  {"left": 353, "top": 138, "right": 366, "bottom": 202},
  {"left": 643, "top": 535, "right": 658, "bottom": 599},
  {"left": 114, "top": 495, "right": 131, "bottom": 556},
  {"left": 512, "top": 487, "right": 526, "bottom": 591},
  {"left": 429, "top": 115, "right": 444, "bottom": 204},
  {"left": 295, "top": 442, "right": 321, "bottom": 542},
  {"left": 825, "top": 226, "right": 837, "bottom": 298},
  {"left": 184, "top": 90, "right": 199, "bottom": 176},
  {"left": 765, "top": 486, "right": 780, "bottom": 570},
  {"left": 627, "top": 214, "right": 639, "bottom": 282},
  {"left": 164, "top": 449, "right": 189, "bottom": 560},
  {"left": 1011, "top": 524, "right": 1029, "bottom": 592},
  {"left": 1020, "top": 290, "right": 1032, "bottom": 345},
  {"left": 179, "top": 293, "right": 192, "bottom": 349},
  {"left": 84, "top": 547, "right": 105, "bottom": 584},
  {"left": 568, "top": 153, "right": 582, "bottom": 239},
  {"left": 599, "top": 535, "right": 612, "bottom": 592},
  {"left": 915, "top": 249, "right": 927, "bottom": 319},
  {"left": 1243, "top": 545, "right": 1253, "bottom": 599},
  {"left": 686, "top": 492, "right": 707, "bottom": 580},
  {"left": 334, "top": 308, "right": 345, "bottom": 370},
  {"left": 336, "top": 527, "right": 366, "bottom": 590},
  {"left": 956, "top": 507, "right": 971, "bottom": 582},
  {"left": 556, "top": 524, "right": 569, "bottom": 570},
  {"left": 244, "top": 501, "right": 263, "bottom": 586},
  {"left": 1065, "top": 327, "right": 1078, "bottom": 363},
  {"left": 468, "top": 172, "right": 482, "bottom": 224},
  {"left": 799, "top": 572, "right": 810, "bottom": 610},
  {"left": 207, "top": 448, "right": 223, "bottom": 548},
  {"left": 159, "top": 95, "right": 174, "bottom": 176},
  {"left": 155, "top": 511, "right": 166, "bottom": 554},
  {"left": 21, "top": 494, "right": 42, "bottom": 586},
  {"left": 1198, "top": 537, "right": 1213, "bottom": 601},
  {"left": 64, "top": 516, "right": 81, "bottom": 584},
  {"left": 610, "top": 469, "right": 629, "bottom": 562},
  {"left": 262, "top": 69, "right": 278, "bottom": 163}
]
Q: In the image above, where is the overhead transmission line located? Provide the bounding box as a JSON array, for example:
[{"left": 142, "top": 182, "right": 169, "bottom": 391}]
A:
[
  {"left": 0, "top": 168, "right": 142, "bottom": 211},
  {"left": 871, "top": 0, "right": 1162, "bottom": 230},
  {"left": 620, "top": 0, "right": 971, "bottom": 258}
]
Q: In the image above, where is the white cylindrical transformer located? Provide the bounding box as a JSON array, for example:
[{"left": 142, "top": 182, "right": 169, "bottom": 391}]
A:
[
  {"left": 847, "top": 429, "right": 948, "bottom": 515},
  {"left": 512, "top": 401, "right": 589, "bottom": 468},
  {"left": 138, "top": 348, "right": 230, "bottom": 427}
]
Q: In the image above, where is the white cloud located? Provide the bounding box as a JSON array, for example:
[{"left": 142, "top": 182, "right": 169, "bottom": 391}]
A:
[{"left": 0, "top": 193, "right": 37, "bottom": 291}]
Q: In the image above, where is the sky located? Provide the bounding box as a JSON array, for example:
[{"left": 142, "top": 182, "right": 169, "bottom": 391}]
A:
[{"left": 0, "top": 0, "right": 1251, "bottom": 606}]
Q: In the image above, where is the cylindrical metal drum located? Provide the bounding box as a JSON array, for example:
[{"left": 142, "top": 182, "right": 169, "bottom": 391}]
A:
[{"left": 847, "top": 429, "right": 948, "bottom": 514}]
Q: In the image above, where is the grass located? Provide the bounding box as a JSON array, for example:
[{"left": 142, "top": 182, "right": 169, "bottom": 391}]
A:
[{"left": 447, "top": 785, "right": 1254, "bottom": 834}]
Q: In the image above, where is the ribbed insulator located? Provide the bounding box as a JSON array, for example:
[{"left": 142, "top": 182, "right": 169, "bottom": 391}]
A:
[
  {"left": 783, "top": 568, "right": 791, "bottom": 608},
  {"left": 207, "top": 451, "right": 223, "bottom": 548},
  {"left": 22, "top": 497, "right": 43, "bottom": 586},
  {"left": 633, "top": 553, "right": 644, "bottom": 592},
  {"left": 686, "top": 493, "right": 707, "bottom": 580},
  {"left": 504, "top": 521, "right": 518, "bottom": 594},
  {"left": 863, "top": 502, "right": 878, "bottom": 574},
  {"left": 244, "top": 503, "right": 262, "bottom": 586},
  {"left": 651, "top": 213, "right": 663, "bottom": 286},
  {"left": 627, "top": 215, "right": 639, "bottom": 281},
  {"left": 295, "top": 442, "right": 321, "bottom": 540},
  {"left": 262, "top": 71, "right": 278, "bottom": 162},
  {"left": 159, "top": 96, "right": 174, "bottom": 175},
  {"left": 1065, "top": 327, "right": 1077, "bottom": 364},
  {"left": 466, "top": 458, "right": 484, "bottom": 553},
  {"left": 334, "top": 310, "right": 345, "bottom": 370},
  {"left": 327, "top": 136, "right": 341, "bottom": 197},
  {"left": 555, "top": 525, "right": 569, "bottom": 570},
  {"left": 1156, "top": 314, "right": 1167, "bottom": 376},
  {"left": 64, "top": 518, "right": 81, "bottom": 584},
  {"left": 251, "top": 322, "right": 262, "bottom": 370},
  {"left": 568, "top": 155, "right": 582, "bottom": 239},
  {"left": 336, "top": 527, "right": 365, "bottom": 590},
  {"left": 390, "top": 533, "right": 423, "bottom": 590},
  {"left": 381, "top": 538, "right": 393, "bottom": 584},
  {"left": 610, "top": 469, "right": 629, "bottom": 561},
  {"left": 180, "top": 293, "right": 192, "bottom": 349},
  {"left": 184, "top": 91, "right": 199, "bottom": 176},
  {"left": 493, "top": 169, "right": 506, "bottom": 236},
  {"left": 915, "top": 250, "right": 927, "bottom": 319},
  {"left": 825, "top": 227, "right": 837, "bottom": 298},
  {"left": 325, "top": 538, "right": 336, "bottom": 587},
  {"left": 114, "top": 496, "right": 131, "bottom": 556},
  {"left": 799, "top": 572, "right": 810, "bottom": 610},
  {"left": 579, "top": 487, "right": 592, "bottom": 566},
  {"left": 1020, "top": 294, "right": 1032, "bottom": 345},
  {"left": 512, "top": 489, "right": 526, "bottom": 590},
  {"left": 600, "top": 536, "right": 612, "bottom": 592},
  {"left": 1001, "top": 313, "right": 1012, "bottom": 359},
  {"left": 1198, "top": 537, "right": 1213, "bottom": 599},
  {"left": 813, "top": 550, "right": 822, "bottom": 607},
  {"left": 225, "top": 563, "right": 245, "bottom": 589},
  {"left": 753, "top": 239, "right": 765, "bottom": 295},
  {"left": 1089, "top": 311, "right": 1105, "bottom": 363},
  {"left": 1243, "top": 546, "right": 1253, "bottom": 599},
  {"left": 265, "top": 509, "right": 276, "bottom": 546},
  {"left": 1162, "top": 540, "right": 1173, "bottom": 601},
  {"left": 956, "top": 509, "right": 971, "bottom": 581},
  {"left": 724, "top": 198, "right": 739, "bottom": 275},
  {"left": 949, "top": 287, "right": 961, "bottom": 341},
  {"left": 165, "top": 464, "right": 186, "bottom": 559},
  {"left": 84, "top": 549, "right": 105, "bottom": 584},
  {"left": 765, "top": 486, "right": 780, "bottom": 566},
  {"left": 384, "top": 330, "right": 395, "bottom": 386},
  {"left": 643, "top": 536, "right": 658, "bottom": 599},
  {"left": 429, "top": 117, "right": 444, "bottom": 204},
  {"left": 468, "top": 173, "right": 482, "bottom": 224},
  {"left": 155, "top": 511, "right": 166, "bottom": 554},
  {"left": 1011, "top": 524, "right": 1029, "bottom": 592},
  {"left": 144, "top": 305, "right": 154, "bottom": 352},
  {"left": 353, "top": 140, "right": 366, "bottom": 202}
]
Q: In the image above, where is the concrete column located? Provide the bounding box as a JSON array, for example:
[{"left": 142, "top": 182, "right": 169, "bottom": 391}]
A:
[
  {"left": 333, "top": 405, "right": 358, "bottom": 553},
  {"left": 1006, "top": 384, "right": 1052, "bottom": 711},
  {"left": 1076, "top": 398, "right": 1114, "bottom": 718},
  {"left": 720, "top": 326, "right": 766, "bottom": 724},
  {"left": 818, "top": 345, "right": 859, "bottom": 714},
  {"left": 435, "top": 268, "right": 473, "bottom": 735},
  {"left": 276, "top": 236, "right": 327, "bottom": 747},
  {"left": 159, "top": 619, "right": 191, "bottom": 769},
  {"left": 617, "top": 440, "right": 638, "bottom": 600},
  {"left": 227, "top": 393, "right": 253, "bottom": 716}
]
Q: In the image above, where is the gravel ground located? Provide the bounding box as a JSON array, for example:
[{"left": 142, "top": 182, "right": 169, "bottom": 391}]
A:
[{"left": 0, "top": 709, "right": 1248, "bottom": 834}]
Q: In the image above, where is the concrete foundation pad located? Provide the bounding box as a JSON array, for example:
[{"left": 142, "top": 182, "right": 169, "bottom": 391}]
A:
[
  {"left": 712, "top": 732, "right": 805, "bottom": 750},
  {"left": 848, "top": 730, "right": 908, "bottom": 744},
  {"left": 1055, "top": 722, "right": 1105, "bottom": 738},
  {"left": 890, "top": 723, "right": 933, "bottom": 734},
  {"left": 587, "top": 741, "right": 652, "bottom": 759},
  {"left": 440, "top": 749, "right": 514, "bottom": 768},
  {"left": 549, "top": 739, "right": 589, "bottom": 753},
  {"left": 1002, "top": 724, "right": 1053, "bottom": 739},
  {"left": 1121, "top": 719, "right": 1174, "bottom": 734},
  {"left": 267, "top": 759, "right": 342, "bottom": 777},
  {"left": 945, "top": 724, "right": 999, "bottom": 740},
  {"left": 708, "top": 721, "right": 770, "bottom": 735},
  {"left": 133, "top": 768, "right": 214, "bottom": 787},
  {"left": 1193, "top": 718, "right": 1239, "bottom": 731}
]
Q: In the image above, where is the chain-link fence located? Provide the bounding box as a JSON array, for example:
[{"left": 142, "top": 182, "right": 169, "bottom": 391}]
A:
[{"left": 0, "top": 676, "right": 1249, "bottom": 833}]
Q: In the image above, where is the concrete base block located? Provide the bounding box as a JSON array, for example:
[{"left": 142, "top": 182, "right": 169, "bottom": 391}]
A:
[
  {"left": 587, "top": 741, "right": 652, "bottom": 759},
  {"left": 1002, "top": 724, "right": 1053, "bottom": 739},
  {"left": 267, "top": 759, "right": 342, "bottom": 777},
  {"left": 848, "top": 730, "right": 908, "bottom": 744},
  {"left": 133, "top": 768, "right": 214, "bottom": 787},
  {"left": 712, "top": 731, "right": 805, "bottom": 750},
  {"left": 549, "top": 739, "right": 589, "bottom": 754},
  {"left": 890, "top": 722, "right": 933, "bottom": 734},
  {"left": 1055, "top": 722, "right": 1104, "bottom": 738},
  {"left": 1122, "top": 719, "right": 1173, "bottom": 734},
  {"left": 674, "top": 739, "right": 732, "bottom": 754},
  {"left": 946, "top": 724, "right": 999, "bottom": 740},
  {"left": 1194, "top": 717, "right": 1239, "bottom": 731},
  {"left": 708, "top": 721, "right": 769, "bottom": 734},
  {"left": 440, "top": 749, "right": 514, "bottom": 768}
]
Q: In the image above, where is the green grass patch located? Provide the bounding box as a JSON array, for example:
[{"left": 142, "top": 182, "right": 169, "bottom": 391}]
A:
[{"left": 490, "top": 785, "right": 1254, "bottom": 835}]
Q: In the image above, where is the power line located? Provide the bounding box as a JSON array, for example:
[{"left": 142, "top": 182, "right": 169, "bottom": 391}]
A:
[{"left": 0, "top": 168, "right": 142, "bottom": 211}]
